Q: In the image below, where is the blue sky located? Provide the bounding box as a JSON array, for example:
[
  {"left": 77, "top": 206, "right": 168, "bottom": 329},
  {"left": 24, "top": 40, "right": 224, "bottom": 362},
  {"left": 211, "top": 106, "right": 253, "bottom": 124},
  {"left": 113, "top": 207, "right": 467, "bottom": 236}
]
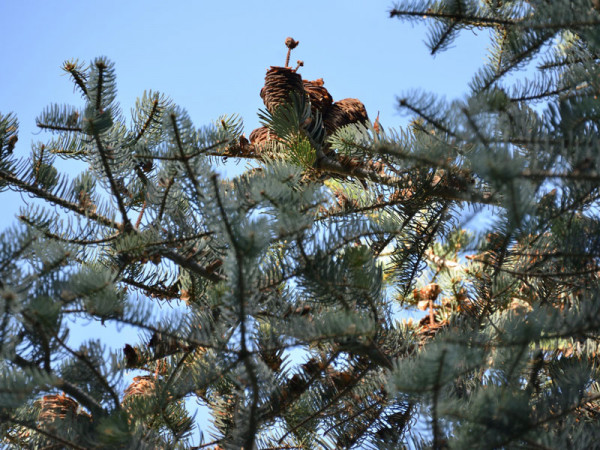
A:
[{"left": 0, "top": 0, "right": 493, "bottom": 443}]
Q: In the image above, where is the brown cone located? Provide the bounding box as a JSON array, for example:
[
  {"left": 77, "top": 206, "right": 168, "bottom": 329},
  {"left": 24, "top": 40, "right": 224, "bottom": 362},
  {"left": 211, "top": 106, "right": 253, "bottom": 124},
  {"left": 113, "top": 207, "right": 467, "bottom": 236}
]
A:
[
  {"left": 38, "top": 394, "right": 82, "bottom": 422},
  {"left": 303, "top": 78, "right": 333, "bottom": 116},
  {"left": 324, "top": 98, "right": 369, "bottom": 135},
  {"left": 123, "top": 375, "right": 155, "bottom": 401},
  {"left": 249, "top": 126, "right": 277, "bottom": 148},
  {"left": 261, "top": 66, "right": 306, "bottom": 114}
]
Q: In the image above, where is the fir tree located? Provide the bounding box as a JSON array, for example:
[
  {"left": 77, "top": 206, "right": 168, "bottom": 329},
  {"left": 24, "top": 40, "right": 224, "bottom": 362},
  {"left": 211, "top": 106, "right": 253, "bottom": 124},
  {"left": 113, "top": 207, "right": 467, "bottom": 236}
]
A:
[{"left": 1, "top": 0, "right": 600, "bottom": 448}]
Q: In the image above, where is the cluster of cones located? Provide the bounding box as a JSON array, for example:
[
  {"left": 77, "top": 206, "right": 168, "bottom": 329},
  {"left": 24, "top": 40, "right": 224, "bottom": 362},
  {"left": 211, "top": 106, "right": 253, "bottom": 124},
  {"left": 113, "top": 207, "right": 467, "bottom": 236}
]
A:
[{"left": 240, "top": 37, "right": 371, "bottom": 156}]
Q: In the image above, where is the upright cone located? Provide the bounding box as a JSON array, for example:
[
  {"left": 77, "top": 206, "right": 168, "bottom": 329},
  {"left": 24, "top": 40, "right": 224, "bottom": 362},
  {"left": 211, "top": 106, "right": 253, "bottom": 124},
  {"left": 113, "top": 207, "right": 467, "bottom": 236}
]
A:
[
  {"left": 303, "top": 78, "right": 333, "bottom": 117},
  {"left": 324, "top": 98, "right": 369, "bottom": 135},
  {"left": 123, "top": 375, "right": 155, "bottom": 402},
  {"left": 249, "top": 126, "right": 278, "bottom": 149},
  {"left": 38, "top": 393, "right": 88, "bottom": 422},
  {"left": 261, "top": 66, "right": 306, "bottom": 114}
]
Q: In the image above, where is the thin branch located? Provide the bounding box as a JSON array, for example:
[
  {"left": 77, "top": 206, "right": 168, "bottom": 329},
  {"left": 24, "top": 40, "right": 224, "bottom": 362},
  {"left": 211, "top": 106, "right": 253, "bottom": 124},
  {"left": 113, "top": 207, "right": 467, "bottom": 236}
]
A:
[
  {"left": 136, "top": 140, "right": 227, "bottom": 161},
  {"left": 52, "top": 331, "right": 121, "bottom": 410},
  {"left": 1, "top": 415, "right": 87, "bottom": 450},
  {"left": 323, "top": 397, "right": 385, "bottom": 436},
  {"left": 120, "top": 276, "right": 178, "bottom": 300},
  {"left": 63, "top": 63, "right": 88, "bottom": 97},
  {"left": 431, "top": 19, "right": 458, "bottom": 55},
  {"left": 131, "top": 98, "right": 159, "bottom": 146},
  {"left": 480, "top": 33, "right": 554, "bottom": 92},
  {"left": 389, "top": 9, "right": 515, "bottom": 27},
  {"left": 19, "top": 216, "right": 120, "bottom": 245},
  {"left": 135, "top": 200, "right": 147, "bottom": 229},
  {"left": 397, "top": 98, "right": 458, "bottom": 138},
  {"left": 160, "top": 248, "right": 225, "bottom": 283},
  {"left": 36, "top": 123, "right": 82, "bottom": 133},
  {"left": 90, "top": 123, "right": 132, "bottom": 230},
  {"left": 389, "top": 9, "right": 600, "bottom": 31},
  {"left": 106, "top": 315, "right": 234, "bottom": 353},
  {"left": 157, "top": 176, "right": 174, "bottom": 224},
  {"left": 0, "top": 169, "right": 119, "bottom": 229},
  {"left": 278, "top": 364, "right": 373, "bottom": 443},
  {"left": 170, "top": 113, "right": 203, "bottom": 199}
]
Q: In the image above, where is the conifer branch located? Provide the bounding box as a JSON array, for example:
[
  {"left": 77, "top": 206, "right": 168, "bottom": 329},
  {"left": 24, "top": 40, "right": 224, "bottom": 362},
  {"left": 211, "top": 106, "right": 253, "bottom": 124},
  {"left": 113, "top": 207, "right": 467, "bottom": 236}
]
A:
[
  {"left": 431, "top": 20, "right": 458, "bottom": 55},
  {"left": 120, "top": 276, "right": 179, "bottom": 300},
  {"left": 389, "top": 9, "right": 600, "bottom": 31},
  {"left": 108, "top": 316, "right": 234, "bottom": 353},
  {"left": 323, "top": 396, "right": 385, "bottom": 436},
  {"left": 157, "top": 176, "right": 174, "bottom": 224},
  {"left": 0, "top": 233, "right": 36, "bottom": 274},
  {"left": 0, "top": 169, "right": 120, "bottom": 229},
  {"left": 508, "top": 84, "right": 576, "bottom": 103},
  {"left": 94, "top": 61, "right": 105, "bottom": 111},
  {"left": 389, "top": 9, "right": 516, "bottom": 27},
  {"left": 159, "top": 248, "right": 225, "bottom": 283},
  {"left": 211, "top": 173, "right": 260, "bottom": 449},
  {"left": 136, "top": 140, "right": 227, "bottom": 161},
  {"left": 278, "top": 363, "right": 373, "bottom": 443},
  {"left": 52, "top": 331, "right": 122, "bottom": 410},
  {"left": 36, "top": 123, "right": 82, "bottom": 133},
  {"left": 397, "top": 98, "right": 458, "bottom": 137},
  {"left": 478, "top": 32, "right": 554, "bottom": 92},
  {"left": 10, "top": 333, "right": 107, "bottom": 419},
  {"left": 169, "top": 113, "right": 203, "bottom": 200},
  {"left": 54, "top": 378, "right": 106, "bottom": 418},
  {"left": 63, "top": 60, "right": 88, "bottom": 98},
  {"left": 90, "top": 125, "right": 132, "bottom": 230},
  {"left": 131, "top": 98, "right": 159, "bottom": 146},
  {"left": 19, "top": 216, "right": 120, "bottom": 245},
  {"left": 2, "top": 416, "right": 87, "bottom": 450},
  {"left": 257, "top": 351, "right": 340, "bottom": 425}
]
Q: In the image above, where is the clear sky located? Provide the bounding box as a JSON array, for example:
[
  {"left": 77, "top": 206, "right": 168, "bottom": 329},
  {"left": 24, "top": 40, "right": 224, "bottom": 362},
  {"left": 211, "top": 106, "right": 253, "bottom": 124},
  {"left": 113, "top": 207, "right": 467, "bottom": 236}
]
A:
[{"left": 0, "top": 0, "right": 492, "bottom": 443}]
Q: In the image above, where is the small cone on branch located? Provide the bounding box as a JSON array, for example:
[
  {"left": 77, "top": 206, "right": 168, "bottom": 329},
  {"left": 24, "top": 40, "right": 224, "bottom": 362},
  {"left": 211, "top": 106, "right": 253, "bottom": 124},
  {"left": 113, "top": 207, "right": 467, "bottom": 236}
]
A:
[
  {"left": 249, "top": 126, "right": 280, "bottom": 149},
  {"left": 303, "top": 78, "right": 333, "bottom": 116},
  {"left": 38, "top": 393, "right": 87, "bottom": 422},
  {"left": 261, "top": 66, "right": 306, "bottom": 114},
  {"left": 123, "top": 376, "right": 155, "bottom": 402},
  {"left": 324, "top": 98, "right": 369, "bottom": 135}
]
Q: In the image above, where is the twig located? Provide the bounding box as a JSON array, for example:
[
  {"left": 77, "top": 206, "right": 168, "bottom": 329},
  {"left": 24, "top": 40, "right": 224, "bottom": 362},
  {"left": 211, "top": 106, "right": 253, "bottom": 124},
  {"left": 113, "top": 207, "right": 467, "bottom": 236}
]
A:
[
  {"left": 0, "top": 169, "right": 119, "bottom": 229},
  {"left": 1, "top": 416, "right": 87, "bottom": 450},
  {"left": 160, "top": 249, "right": 225, "bottom": 283},
  {"left": 90, "top": 123, "right": 132, "bottom": 230}
]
